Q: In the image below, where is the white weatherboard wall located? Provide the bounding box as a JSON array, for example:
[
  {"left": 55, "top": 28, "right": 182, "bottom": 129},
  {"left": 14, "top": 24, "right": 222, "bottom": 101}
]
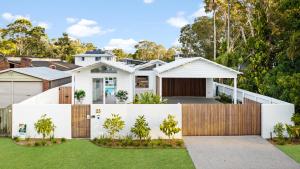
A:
[
  {"left": 12, "top": 104, "right": 72, "bottom": 139},
  {"left": 91, "top": 104, "right": 182, "bottom": 139},
  {"left": 261, "top": 104, "right": 294, "bottom": 138}
]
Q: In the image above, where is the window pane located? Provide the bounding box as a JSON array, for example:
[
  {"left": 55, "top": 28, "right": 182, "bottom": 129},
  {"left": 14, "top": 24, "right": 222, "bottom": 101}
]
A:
[{"left": 135, "top": 76, "right": 149, "bottom": 88}]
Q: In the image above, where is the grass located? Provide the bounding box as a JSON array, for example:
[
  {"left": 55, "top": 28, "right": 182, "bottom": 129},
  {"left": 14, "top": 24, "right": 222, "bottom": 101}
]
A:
[
  {"left": 0, "top": 138, "right": 195, "bottom": 169},
  {"left": 277, "top": 144, "right": 300, "bottom": 163}
]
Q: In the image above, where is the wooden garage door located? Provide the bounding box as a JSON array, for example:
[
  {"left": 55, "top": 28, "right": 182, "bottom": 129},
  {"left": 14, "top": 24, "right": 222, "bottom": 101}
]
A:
[{"left": 162, "top": 78, "right": 206, "bottom": 97}]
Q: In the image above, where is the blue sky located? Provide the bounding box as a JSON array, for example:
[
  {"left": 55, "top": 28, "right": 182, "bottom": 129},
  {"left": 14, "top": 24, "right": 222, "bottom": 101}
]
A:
[{"left": 0, "top": 0, "right": 208, "bottom": 52}]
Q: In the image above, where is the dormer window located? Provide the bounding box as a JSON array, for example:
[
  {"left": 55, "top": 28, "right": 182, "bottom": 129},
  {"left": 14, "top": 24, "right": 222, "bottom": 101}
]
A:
[
  {"left": 81, "top": 57, "right": 85, "bottom": 61},
  {"left": 91, "top": 65, "right": 117, "bottom": 73}
]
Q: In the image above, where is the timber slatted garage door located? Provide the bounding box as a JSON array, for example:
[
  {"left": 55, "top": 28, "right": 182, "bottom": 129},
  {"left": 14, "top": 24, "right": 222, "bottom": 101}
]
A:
[
  {"left": 71, "top": 105, "right": 90, "bottom": 138},
  {"left": 162, "top": 78, "right": 206, "bottom": 97},
  {"left": 182, "top": 103, "right": 261, "bottom": 136}
]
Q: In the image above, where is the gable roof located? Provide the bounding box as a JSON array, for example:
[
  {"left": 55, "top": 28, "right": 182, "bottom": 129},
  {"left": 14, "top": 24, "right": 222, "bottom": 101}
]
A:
[
  {"left": 135, "top": 59, "right": 166, "bottom": 70},
  {"left": 154, "top": 57, "right": 242, "bottom": 74},
  {"left": 71, "top": 60, "right": 135, "bottom": 73},
  {"left": 0, "top": 67, "right": 71, "bottom": 81}
]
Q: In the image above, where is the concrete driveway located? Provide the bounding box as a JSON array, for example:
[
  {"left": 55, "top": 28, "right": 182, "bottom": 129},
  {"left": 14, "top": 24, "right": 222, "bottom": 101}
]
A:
[{"left": 184, "top": 136, "right": 300, "bottom": 169}]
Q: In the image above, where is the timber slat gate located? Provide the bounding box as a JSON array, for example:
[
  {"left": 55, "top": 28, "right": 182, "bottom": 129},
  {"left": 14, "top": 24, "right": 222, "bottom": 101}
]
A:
[
  {"left": 0, "top": 106, "right": 12, "bottom": 137},
  {"left": 59, "top": 87, "right": 72, "bottom": 104},
  {"left": 182, "top": 103, "right": 261, "bottom": 136},
  {"left": 71, "top": 105, "right": 90, "bottom": 138}
]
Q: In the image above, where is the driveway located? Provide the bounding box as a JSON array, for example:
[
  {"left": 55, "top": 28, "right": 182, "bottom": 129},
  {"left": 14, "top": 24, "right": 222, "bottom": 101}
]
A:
[
  {"left": 165, "top": 97, "right": 220, "bottom": 104},
  {"left": 184, "top": 136, "right": 300, "bottom": 169}
]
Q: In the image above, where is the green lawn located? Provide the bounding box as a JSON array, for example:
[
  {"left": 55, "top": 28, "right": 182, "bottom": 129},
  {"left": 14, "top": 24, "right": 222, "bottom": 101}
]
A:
[
  {"left": 277, "top": 144, "right": 300, "bottom": 163},
  {"left": 0, "top": 138, "right": 195, "bottom": 169}
]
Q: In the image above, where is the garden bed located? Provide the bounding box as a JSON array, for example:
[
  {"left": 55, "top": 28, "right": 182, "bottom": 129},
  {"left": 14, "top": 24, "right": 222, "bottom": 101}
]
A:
[
  {"left": 268, "top": 138, "right": 300, "bottom": 146},
  {"left": 92, "top": 137, "right": 185, "bottom": 149},
  {"left": 13, "top": 137, "right": 67, "bottom": 147}
]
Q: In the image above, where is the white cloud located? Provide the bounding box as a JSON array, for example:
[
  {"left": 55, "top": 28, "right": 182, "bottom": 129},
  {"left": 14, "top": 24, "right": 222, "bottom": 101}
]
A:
[
  {"left": 144, "top": 0, "right": 154, "bottom": 4},
  {"left": 172, "top": 38, "right": 181, "bottom": 47},
  {"left": 191, "top": 5, "right": 211, "bottom": 18},
  {"left": 66, "top": 17, "right": 78, "bottom": 23},
  {"left": 37, "top": 22, "right": 50, "bottom": 29},
  {"left": 2, "top": 12, "right": 30, "bottom": 21},
  {"left": 105, "top": 38, "right": 138, "bottom": 52},
  {"left": 166, "top": 12, "right": 189, "bottom": 28},
  {"left": 66, "top": 19, "right": 114, "bottom": 38}
]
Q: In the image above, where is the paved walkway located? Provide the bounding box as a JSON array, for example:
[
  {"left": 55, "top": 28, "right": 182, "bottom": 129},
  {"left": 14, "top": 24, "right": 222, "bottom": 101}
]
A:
[{"left": 184, "top": 136, "right": 300, "bottom": 169}]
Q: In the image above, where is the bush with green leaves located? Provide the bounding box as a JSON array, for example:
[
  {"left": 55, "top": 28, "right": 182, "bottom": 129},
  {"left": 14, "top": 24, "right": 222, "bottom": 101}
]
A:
[
  {"left": 131, "top": 115, "right": 151, "bottom": 143},
  {"left": 34, "top": 114, "right": 56, "bottom": 140},
  {"left": 103, "top": 114, "right": 125, "bottom": 141},
  {"left": 160, "top": 115, "right": 181, "bottom": 140},
  {"left": 115, "top": 90, "right": 128, "bottom": 103},
  {"left": 134, "top": 92, "right": 167, "bottom": 104},
  {"left": 74, "top": 90, "right": 86, "bottom": 103},
  {"left": 273, "top": 123, "right": 285, "bottom": 144},
  {"left": 292, "top": 113, "right": 300, "bottom": 126}
]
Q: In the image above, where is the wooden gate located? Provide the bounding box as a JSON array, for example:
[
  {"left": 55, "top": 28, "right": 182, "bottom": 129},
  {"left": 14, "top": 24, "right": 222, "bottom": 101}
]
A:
[
  {"left": 0, "top": 106, "right": 12, "bottom": 137},
  {"left": 182, "top": 103, "right": 261, "bottom": 136},
  {"left": 59, "top": 87, "right": 72, "bottom": 104},
  {"left": 71, "top": 105, "right": 90, "bottom": 138}
]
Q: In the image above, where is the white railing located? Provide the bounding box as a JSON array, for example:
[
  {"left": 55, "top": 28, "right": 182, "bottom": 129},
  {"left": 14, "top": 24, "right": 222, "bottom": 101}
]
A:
[{"left": 214, "top": 82, "right": 292, "bottom": 105}]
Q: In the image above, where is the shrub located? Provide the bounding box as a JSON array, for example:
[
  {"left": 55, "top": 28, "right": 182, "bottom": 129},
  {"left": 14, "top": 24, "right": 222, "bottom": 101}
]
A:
[
  {"left": 134, "top": 92, "right": 167, "bottom": 104},
  {"left": 61, "top": 138, "right": 66, "bottom": 143},
  {"left": 160, "top": 115, "right": 181, "bottom": 140},
  {"left": 121, "top": 135, "right": 133, "bottom": 146},
  {"left": 273, "top": 123, "right": 285, "bottom": 144},
  {"left": 131, "top": 115, "right": 151, "bottom": 143},
  {"left": 13, "top": 136, "right": 20, "bottom": 142},
  {"left": 292, "top": 113, "right": 300, "bottom": 126},
  {"left": 34, "top": 142, "right": 41, "bottom": 146},
  {"left": 51, "top": 139, "right": 58, "bottom": 144},
  {"left": 34, "top": 114, "right": 55, "bottom": 140},
  {"left": 115, "top": 90, "right": 128, "bottom": 103},
  {"left": 74, "top": 90, "right": 86, "bottom": 103},
  {"left": 95, "top": 135, "right": 111, "bottom": 146},
  {"left": 41, "top": 140, "right": 47, "bottom": 146},
  {"left": 286, "top": 124, "right": 294, "bottom": 141},
  {"left": 103, "top": 114, "right": 125, "bottom": 142}
]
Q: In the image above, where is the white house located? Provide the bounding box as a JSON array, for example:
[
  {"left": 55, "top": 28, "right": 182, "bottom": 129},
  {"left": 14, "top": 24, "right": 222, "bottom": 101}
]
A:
[
  {"left": 75, "top": 49, "right": 116, "bottom": 67},
  {"left": 71, "top": 57, "right": 241, "bottom": 104}
]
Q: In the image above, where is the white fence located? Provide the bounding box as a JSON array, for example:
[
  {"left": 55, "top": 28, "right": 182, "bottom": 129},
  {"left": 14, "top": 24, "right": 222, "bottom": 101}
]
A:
[
  {"left": 91, "top": 104, "right": 182, "bottom": 139},
  {"left": 214, "top": 82, "right": 295, "bottom": 138},
  {"left": 11, "top": 104, "right": 182, "bottom": 139},
  {"left": 12, "top": 104, "right": 72, "bottom": 139}
]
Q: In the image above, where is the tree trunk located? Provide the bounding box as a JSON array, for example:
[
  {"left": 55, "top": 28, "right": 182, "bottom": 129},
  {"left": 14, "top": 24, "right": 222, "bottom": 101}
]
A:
[{"left": 213, "top": 9, "right": 217, "bottom": 60}]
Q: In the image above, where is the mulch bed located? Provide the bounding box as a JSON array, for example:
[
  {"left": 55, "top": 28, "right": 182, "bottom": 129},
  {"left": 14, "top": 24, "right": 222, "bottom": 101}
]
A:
[
  {"left": 268, "top": 138, "right": 300, "bottom": 145},
  {"left": 14, "top": 138, "right": 66, "bottom": 147}
]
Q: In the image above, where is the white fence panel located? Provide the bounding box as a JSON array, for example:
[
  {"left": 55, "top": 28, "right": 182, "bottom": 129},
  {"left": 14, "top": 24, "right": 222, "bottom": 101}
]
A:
[
  {"left": 91, "top": 104, "right": 182, "bottom": 139},
  {"left": 12, "top": 104, "right": 72, "bottom": 139}
]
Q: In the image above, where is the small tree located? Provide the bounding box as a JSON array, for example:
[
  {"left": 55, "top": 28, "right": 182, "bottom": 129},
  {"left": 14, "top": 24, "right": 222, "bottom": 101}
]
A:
[
  {"left": 160, "top": 115, "right": 181, "bottom": 141},
  {"left": 74, "top": 90, "right": 86, "bottom": 103},
  {"left": 34, "top": 114, "right": 56, "bottom": 140},
  {"left": 115, "top": 90, "right": 128, "bottom": 103},
  {"left": 131, "top": 115, "right": 151, "bottom": 143},
  {"left": 103, "top": 114, "right": 125, "bottom": 142},
  {"left": 273, "top": 123, "right": 285, "bottom": 144}
]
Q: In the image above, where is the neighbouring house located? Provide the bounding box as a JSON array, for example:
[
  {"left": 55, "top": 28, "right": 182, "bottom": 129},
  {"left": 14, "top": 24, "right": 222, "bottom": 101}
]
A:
[
  {"left": 71, "top": 57, "right": 241, "bottom": 104},
  {"left": 0, "top": 67, "right": 71, "bottom": 108},
  {"left": 0, "top": 56, "right": 80, "bottom": 71},
  {"left": 119, "top": 58, "right": 147, "bottom": 66},
  {"left": 74, "top": 49, "right": 116, "bottom": 67}
]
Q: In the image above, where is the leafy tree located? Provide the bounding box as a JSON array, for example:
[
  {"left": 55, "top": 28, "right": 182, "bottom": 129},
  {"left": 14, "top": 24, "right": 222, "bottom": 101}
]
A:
[
  {"left": 112, "top": 48, "right": 128, "bottom": 60},
  {"left": 160, "top": 115, "right": 181, "bottom": 140},
  {"left": 103, "top": 114, "right": 125, "bottom": 142},
  {"left": 34, "top": 114, "right": 56, "bottom": 140},
  {"left": 131, "top": 115, "right": 151, "bottom": 143}
]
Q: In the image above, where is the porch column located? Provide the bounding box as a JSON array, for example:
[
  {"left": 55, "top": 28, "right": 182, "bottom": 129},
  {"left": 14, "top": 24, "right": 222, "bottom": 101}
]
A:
[
  {"left": 233, "top": 77, "right": 237, "bottom": 104},
  {"left": 159, "top": 76, "right": 162, "bottom": 99},
  {"left": 71, "top": 74, "right": 75, "bottom": 104}
]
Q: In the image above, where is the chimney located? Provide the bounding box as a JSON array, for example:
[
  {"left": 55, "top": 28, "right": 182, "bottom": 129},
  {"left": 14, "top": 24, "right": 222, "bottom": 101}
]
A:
[{"left": 20, "top": 57, "right": 32, "bottom": 67}]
